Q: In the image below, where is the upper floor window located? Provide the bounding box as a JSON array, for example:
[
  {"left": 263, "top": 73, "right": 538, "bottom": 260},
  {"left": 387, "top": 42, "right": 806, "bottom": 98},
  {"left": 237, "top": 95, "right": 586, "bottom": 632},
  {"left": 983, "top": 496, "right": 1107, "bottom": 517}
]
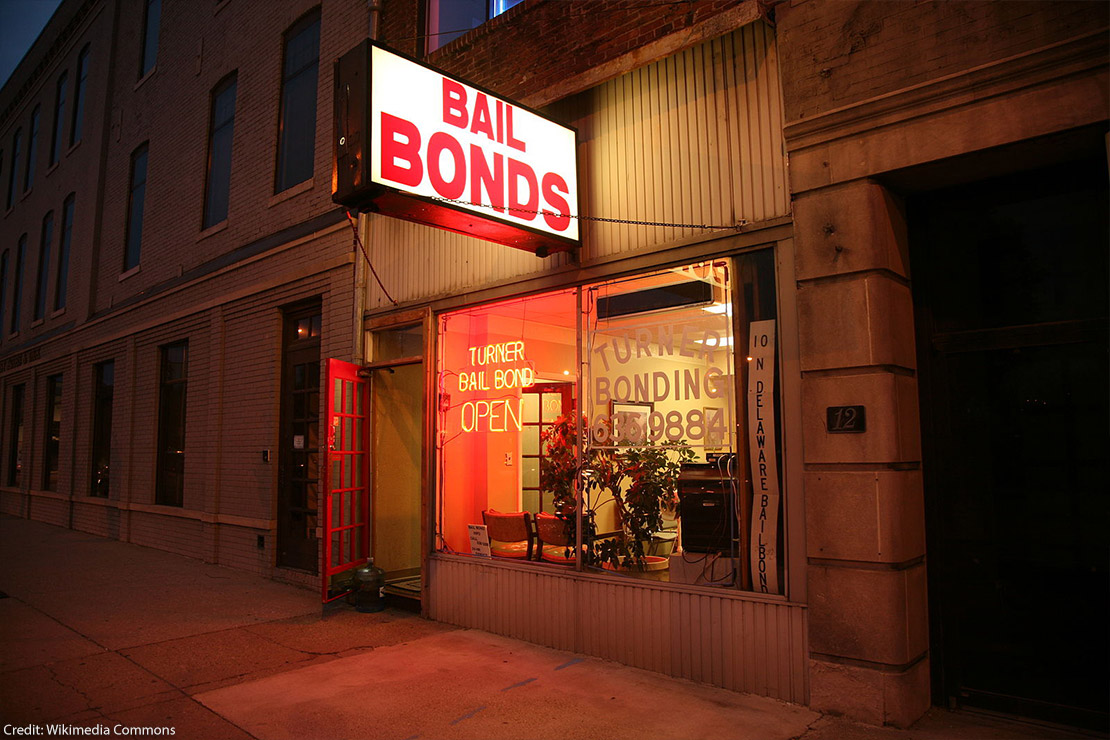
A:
[
  {"left": 55, "top": 194, "right": 74, "bottom": 312},
  {"left": 275, "top": 9, "right": 320, "bottom": 193},
  {"left": 24, "top": 106, "right": 40, "bottom": 192},
  {"left": 140, "top": 0, "right": 161, "bottom": 78},
  {"left": 34, "top": 210, "right": 53, "bottom": 321},
  {"left": 10, "top": 234, "right": 25, "bottom": 334},
  {"left": 71, "top": 45, "right": 89, "bottom": 147},
  {"left": 124, "top": 143, "right": 149, "bottom": 272},
  {"left": 203, "top": 73, "right": 237, "bottom": 229},
  {"left": 6, "top": 130, "right": 22, "bottom": 210},
  {"left": 50, "top": 72, "right": 68, "bottom": 166},
  {"left": 425, "top": 0, "right": 524, "bottom": 53}
]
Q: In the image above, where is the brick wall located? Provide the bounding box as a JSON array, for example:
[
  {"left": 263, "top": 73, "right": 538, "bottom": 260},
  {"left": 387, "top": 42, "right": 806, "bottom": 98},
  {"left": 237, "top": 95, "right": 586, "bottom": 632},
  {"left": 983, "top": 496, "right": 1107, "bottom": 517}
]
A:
[
  {"left": 93, "top": 0, "right": 368, "bottom": 315},
  {"left": 380, "top": 0, "right": 750, "bottom": 107},
  {"left": 0, "top": 0, "right": 362, "bottom": 578},
  {"left": 0, "top": 0, "right": 112, "bottom": 348}
]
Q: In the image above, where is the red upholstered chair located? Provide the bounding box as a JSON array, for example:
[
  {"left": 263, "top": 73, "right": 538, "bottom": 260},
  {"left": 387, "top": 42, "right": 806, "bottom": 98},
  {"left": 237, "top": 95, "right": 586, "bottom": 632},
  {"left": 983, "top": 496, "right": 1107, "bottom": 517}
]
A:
[
  {"left": 482, "top": 509, "right": 535, "bottom": 561},
  {"left": 534, "top": 511, "right": 575, "bottom": 566}
]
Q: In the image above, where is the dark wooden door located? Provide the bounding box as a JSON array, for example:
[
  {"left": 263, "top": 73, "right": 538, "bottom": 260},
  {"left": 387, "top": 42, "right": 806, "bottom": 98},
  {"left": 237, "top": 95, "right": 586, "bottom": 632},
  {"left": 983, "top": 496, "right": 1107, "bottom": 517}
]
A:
[{"left": 278, "top": 308, "right": 321, "bottom": 572}]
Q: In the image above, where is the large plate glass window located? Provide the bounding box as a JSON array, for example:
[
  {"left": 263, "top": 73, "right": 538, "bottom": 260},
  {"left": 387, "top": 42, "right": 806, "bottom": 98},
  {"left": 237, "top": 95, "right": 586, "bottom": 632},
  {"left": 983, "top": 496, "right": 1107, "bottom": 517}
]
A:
[
  {"left": 436, "top": 289, "right": 577, "bottom": 559},
  {"left": 433, "top": 254, "right": 783, "bottom": 593}
]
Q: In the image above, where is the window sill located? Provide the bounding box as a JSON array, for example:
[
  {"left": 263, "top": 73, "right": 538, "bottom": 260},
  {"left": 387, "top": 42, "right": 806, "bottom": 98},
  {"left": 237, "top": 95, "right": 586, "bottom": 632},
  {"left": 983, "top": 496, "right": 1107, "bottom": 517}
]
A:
[
  {"left": 19, "top": 187, "right": 33, "bottom": 203},
  {"left": 46, "top": 161, "right": 60, "bottom": 178},
  {"left": 135, "top": 66, "right": 157, "bottom": 91},
  {"left": 118, "top": 264, "right": 141, "bottom": 282},
  {"left": 131, "top": 501, "right": 197, "bottom": 520},
  {"left": 268, "top": 178, "right": 314, "bottom": 207},
  {"left": 198, "top": 219, "right": 228, "bottom": 241},
  {"left": 430, "top": 552, "right": 798, "bottom": 605},
  {"left": 214, "top": 0, "right": 231, "bottom": 15},
  {"left": 28, "top": 488, "right": 68, "bottom": 502},
  {"left": 30, "top": 318, "right": 44, "bottom": 329},
  {"left": 66, "top": 139, "right": 82, "bottom": 157},
  {"left": 50, "top": 306, "right": 66, "bottom": 319}
]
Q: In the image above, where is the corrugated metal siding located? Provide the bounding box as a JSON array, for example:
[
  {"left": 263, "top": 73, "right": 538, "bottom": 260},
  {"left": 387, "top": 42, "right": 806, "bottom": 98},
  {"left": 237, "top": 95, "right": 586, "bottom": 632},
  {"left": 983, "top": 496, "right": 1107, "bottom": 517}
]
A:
[
  {"left": 428, "top": 557, "right": 807, "bottom": 703},
  {"left": 365, "top": 22, "right": 788, "bottom": 309}
]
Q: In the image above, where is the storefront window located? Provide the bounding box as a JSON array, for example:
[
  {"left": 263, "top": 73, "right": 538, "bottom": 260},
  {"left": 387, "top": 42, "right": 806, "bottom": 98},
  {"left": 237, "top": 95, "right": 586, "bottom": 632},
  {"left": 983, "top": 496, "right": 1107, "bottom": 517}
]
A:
[
  {"left": 436, "top": 289, "right": 578, "bottom": 554},
  {"left": 435, "top": 253, "right": 783, "bottom": 594}
]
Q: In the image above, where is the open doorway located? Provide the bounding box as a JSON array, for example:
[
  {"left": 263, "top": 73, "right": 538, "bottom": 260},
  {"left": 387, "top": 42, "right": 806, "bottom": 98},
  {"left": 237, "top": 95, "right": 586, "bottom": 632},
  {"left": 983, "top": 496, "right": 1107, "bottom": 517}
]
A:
[
  {"left": 369, "top": 323, "right": 425, "bottom": 603},
  {"left": 909, "top": 156, "right": 1109, "bottom": 731}
]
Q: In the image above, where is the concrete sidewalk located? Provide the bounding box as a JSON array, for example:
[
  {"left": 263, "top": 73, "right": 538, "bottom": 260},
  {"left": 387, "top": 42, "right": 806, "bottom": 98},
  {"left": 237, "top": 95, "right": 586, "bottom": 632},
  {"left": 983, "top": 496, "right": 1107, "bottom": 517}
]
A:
[{"left": 0, "top": 516, "right": 1089, "bottom": 740}]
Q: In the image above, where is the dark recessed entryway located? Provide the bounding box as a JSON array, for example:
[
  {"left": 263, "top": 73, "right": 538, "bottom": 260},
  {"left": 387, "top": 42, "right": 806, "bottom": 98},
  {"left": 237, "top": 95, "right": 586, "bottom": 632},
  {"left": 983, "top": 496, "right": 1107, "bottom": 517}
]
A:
[{"left": 908, "top": 154, "right": 1109, "bottom": 732}]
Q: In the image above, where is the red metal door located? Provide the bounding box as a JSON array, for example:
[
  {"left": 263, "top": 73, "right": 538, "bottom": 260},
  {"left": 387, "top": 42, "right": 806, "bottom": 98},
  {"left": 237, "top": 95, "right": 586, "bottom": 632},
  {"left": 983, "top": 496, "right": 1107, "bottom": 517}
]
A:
[{"left": 322, "top": 358, "right": 370, "bottom": 602}]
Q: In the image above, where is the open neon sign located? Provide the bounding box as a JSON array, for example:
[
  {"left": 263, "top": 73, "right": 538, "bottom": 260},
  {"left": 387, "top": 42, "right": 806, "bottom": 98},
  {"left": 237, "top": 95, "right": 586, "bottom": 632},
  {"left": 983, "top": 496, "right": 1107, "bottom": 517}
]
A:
[{"left": 457, "top": 341, "right": 535, "bottom": 433}]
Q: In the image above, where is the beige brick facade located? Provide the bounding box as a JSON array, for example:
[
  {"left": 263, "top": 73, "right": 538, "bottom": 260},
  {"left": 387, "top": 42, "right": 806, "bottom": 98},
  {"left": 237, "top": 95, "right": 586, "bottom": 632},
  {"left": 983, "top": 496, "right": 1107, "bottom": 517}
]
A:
[{"left": 0, "top": 0, "right": 364, "bottom": 579}]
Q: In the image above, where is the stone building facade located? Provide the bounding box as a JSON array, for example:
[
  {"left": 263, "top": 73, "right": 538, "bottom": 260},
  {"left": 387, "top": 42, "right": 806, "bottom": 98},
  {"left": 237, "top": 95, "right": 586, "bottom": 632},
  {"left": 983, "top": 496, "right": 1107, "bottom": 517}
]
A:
[{"left": 2, "top": 0, "right": 1105, "bottom": 731}]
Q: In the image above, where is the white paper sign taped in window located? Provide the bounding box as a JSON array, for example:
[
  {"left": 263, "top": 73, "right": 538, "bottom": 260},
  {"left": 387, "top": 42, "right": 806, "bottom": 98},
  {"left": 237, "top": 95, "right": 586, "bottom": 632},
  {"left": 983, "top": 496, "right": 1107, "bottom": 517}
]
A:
[{"left": 468, "top": 524, "right": 491, "bottom": 557}]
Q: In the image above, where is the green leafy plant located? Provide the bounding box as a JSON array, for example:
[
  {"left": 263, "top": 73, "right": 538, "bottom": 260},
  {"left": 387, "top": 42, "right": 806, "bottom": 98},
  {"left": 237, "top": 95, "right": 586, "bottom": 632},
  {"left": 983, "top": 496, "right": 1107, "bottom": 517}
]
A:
[
  {"left": 542, "top": 415, "right": 693, "bottom": 571},
  {"left": 539, "top": 414, "right": 580, "bottom": 518},
  {"left": 599, "top": 441, "right": 693, "bottom": 569},
  {"left": 539, "top": 415, "right": 597, "bottom": 554}
]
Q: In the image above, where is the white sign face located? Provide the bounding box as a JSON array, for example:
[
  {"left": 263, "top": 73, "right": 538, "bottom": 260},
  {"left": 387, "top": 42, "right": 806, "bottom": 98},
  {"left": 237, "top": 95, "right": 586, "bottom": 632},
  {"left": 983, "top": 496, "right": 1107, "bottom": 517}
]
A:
[
  {"left": 468, "top": 524, "right": 491, "bottom": 558},
  {"left": 369, "top": 45, "right": 579, "bottom": 243},
  {"left": 747, "top": 320, "right": 780, "bottom": 595}
]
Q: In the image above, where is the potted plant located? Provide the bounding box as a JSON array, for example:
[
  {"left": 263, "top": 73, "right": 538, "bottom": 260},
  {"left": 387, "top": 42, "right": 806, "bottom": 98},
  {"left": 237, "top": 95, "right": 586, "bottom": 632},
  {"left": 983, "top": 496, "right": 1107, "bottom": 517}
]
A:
[
  {"left": 539, "top": 415, "right": 597, "bottom": 557},
  {"left": 541, "top": 414, "right": 693, "bottom": 571},
  {"left": 592, "top": 440, "right": 693, "bottom": 571},
  {"left": 539, "top": 414, "right": 579, "bottom": 518}
]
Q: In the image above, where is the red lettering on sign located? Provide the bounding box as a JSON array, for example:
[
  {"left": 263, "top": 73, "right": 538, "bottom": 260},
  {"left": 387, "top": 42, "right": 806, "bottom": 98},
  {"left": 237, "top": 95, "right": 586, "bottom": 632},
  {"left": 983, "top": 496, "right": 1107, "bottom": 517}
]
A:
[
  {"left": 381, "top": 112, "right": 422, "bottom": 187},
  {"left": 471, "top": 145, "right": 505, "bottom": 213},
  {"left": 505, "top": 106, "right": 526, "bottom": 153},
  {"left": 507, "top": 158, "right": 538, "bottom": 221},
  {"left": 442, "top": 79, "right": 468, "bottom": 128},
  {"left": 541, "top": 172, "right": 570, "bottom": 230},
  {"left": 470, "top": 93, "right": 495, "bottom": 141},
  {"left": 377, "top": 110, "right": 570, "bottom": 234},
  {"left": 428, "top": 131, "right": 466, "bottom": 199}
]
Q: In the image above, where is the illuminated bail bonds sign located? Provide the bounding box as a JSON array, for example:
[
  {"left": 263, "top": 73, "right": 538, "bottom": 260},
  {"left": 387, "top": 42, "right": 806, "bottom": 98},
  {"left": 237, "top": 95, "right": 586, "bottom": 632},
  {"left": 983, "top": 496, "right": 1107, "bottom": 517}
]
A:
[{"left": 336, "top": 41, "right": 580, "bottom": 256}]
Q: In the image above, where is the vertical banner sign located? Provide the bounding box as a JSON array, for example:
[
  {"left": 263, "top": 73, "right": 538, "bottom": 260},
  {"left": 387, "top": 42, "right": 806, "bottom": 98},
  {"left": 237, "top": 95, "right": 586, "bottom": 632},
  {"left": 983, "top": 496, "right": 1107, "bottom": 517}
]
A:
[{"left": 747, "top": 320, "right": 780, "bottom": 594}]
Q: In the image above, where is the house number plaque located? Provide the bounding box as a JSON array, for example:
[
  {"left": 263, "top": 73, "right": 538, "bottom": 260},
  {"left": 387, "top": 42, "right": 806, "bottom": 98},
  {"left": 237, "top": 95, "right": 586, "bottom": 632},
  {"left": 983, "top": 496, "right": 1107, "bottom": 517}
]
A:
[{"left": 827, "top": 405, "right": 866, "bottom": 433}]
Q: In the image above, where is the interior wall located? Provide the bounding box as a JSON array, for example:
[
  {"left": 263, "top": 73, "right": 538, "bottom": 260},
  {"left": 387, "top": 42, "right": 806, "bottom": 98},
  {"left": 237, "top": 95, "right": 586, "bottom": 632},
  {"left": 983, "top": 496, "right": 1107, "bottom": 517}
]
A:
[{"left": 372, "top": 364, "right": 423, "bottom": 575}]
